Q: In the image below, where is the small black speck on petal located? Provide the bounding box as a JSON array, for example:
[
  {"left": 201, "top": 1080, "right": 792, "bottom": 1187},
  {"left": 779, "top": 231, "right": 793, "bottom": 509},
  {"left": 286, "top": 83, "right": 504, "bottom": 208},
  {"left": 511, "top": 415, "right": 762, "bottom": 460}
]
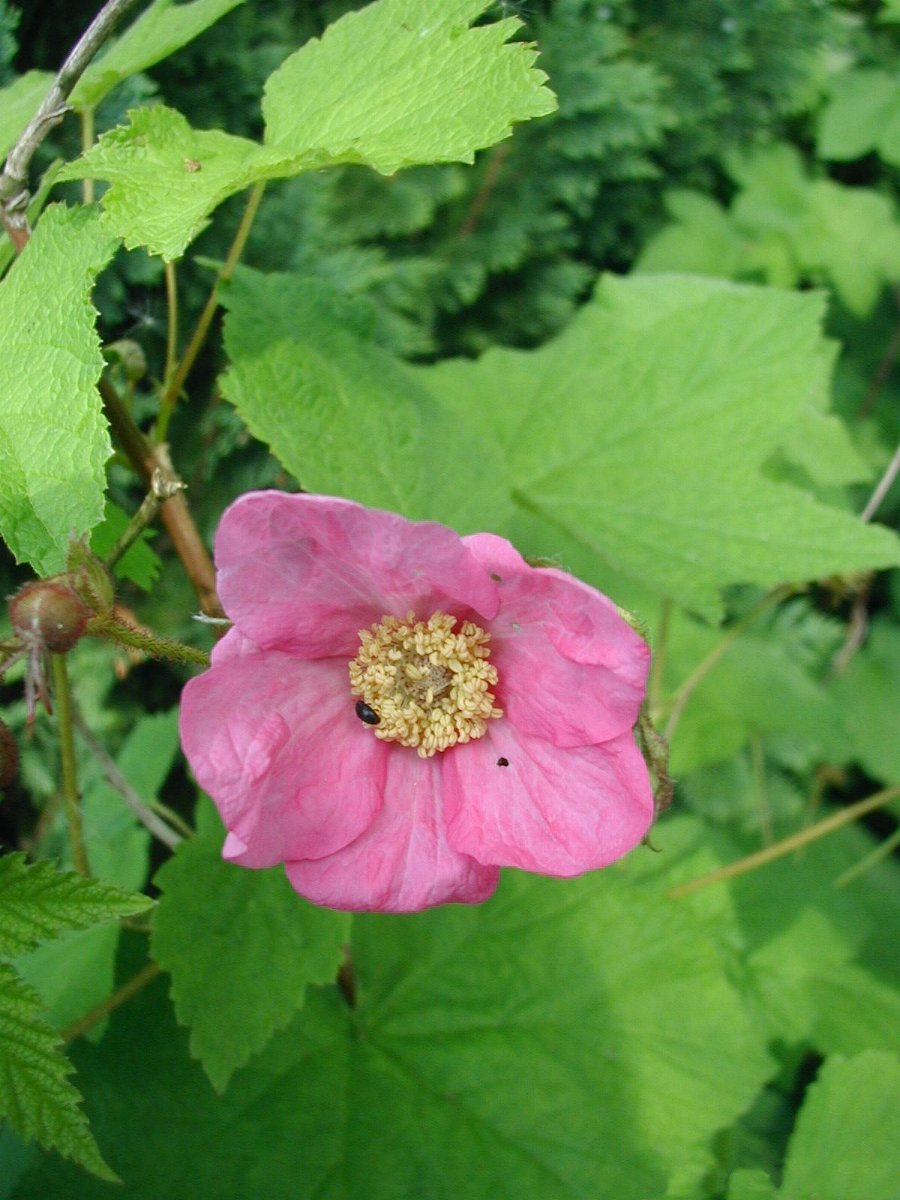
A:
[{"left": 497, "top": 757, "right": 509, "bottom": 767}]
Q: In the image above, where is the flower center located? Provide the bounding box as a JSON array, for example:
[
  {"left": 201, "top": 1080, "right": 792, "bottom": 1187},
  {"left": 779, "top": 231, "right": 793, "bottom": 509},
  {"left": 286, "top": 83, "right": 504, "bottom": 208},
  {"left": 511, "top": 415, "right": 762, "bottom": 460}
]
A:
[{"left": 349, "top": 611, "right": 502, "bottom": 758}]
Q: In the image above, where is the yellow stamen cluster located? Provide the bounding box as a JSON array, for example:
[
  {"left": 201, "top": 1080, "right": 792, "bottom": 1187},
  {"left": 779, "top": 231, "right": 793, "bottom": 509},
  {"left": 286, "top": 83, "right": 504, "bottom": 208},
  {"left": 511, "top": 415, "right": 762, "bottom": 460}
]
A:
[{"left": 349, "top": 611, "right": 502, "bottom": 757}]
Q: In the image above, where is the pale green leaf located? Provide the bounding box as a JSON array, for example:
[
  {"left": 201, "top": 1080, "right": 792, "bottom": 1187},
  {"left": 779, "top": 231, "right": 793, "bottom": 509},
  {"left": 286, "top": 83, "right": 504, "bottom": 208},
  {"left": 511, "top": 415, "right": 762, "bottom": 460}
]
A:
[
  {"left": 151, "top": 796, "right": 349, "bottom": 1092},
  {"left": 59, "top": 0, "right": 555, "bottom": 259},
  {"left": 262, "top": 0, "right": 556, "bottom": 174},
  {"left": 818, "top": 68, "right": 900, "bottom": 166},
  {"left": 0, "top": 854, "right": 152, "bottom": 960},
  {"left": 780, "top": 1052, "right": 900, "bottom": 1200},
  {"left": 0, "top": 204, "right": 117, "bottom": 574},
  {"left": 422, "top": 274, "right": 900, "bottom": 619},
  {"left": 219, "top": 268, "right": 511, "bottom": 532},
  {"left": 71, "top": 0, "right": 245, "bottom": 110},
  {"left": 0, "top": 71, "right": 53, "bottom": 160},
  {"left": 0, "top": 963, "right": 115, "bottom": 1181}
]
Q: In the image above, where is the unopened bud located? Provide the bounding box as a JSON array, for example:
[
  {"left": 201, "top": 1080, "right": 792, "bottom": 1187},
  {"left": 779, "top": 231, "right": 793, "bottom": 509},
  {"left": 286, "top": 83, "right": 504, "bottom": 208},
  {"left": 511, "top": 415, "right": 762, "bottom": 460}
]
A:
[{"left": 9, "top": 579, "right": 90, "bottom": 652}]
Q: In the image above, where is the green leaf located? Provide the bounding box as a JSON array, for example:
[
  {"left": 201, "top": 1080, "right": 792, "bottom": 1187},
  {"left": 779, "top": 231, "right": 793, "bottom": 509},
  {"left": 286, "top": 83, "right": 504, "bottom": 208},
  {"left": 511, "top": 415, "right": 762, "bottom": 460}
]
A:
[
  {"left": 780, "top": 1052, "right": 900, "bottom": 1200},
  {"left": 151, "top": 797, "right": 349, "bottom": 1092},
  {"left": 726, "top": 1169, "right": 779, "bottom": 1200},
  {"left": 831, "top": 618, "right": 900, "bottom": 785},
  {"left": 818, "top": 68, "right": 900, "bottom": 166},
  {"left": 0, "top": 963, "right": 115, "bottom": 1181},
  {"left": 16, "top": 713, "right": 176, "bottom": 1036},
  {"left": 219, "top": 268, "right": 511, "bottom": 532},
  {"left": 59, "top": 0, "right": 555, "bottom": 259},
  {"left": 16, "top": 871, "right": 772, "bottom": 1198},
  {"left": 0, "top": 204, "right": 117, "bottom": 574},
  {"left": 89, "top": 501, "right": 161, "bottom": 590},
  {"left": 71, "top": 0, "right": 245, "bottom": 110},
  {"left": 58, "top": 106, "right": 274, "bottom": 260},
  {"left": 423, "top": 274, "right": 900, "bottom": 619},
  {"left": 261, "top": 0, "right": 556, "bottom": 174},
  {"left": 0, "top": 71, "right": 53, "bottom": 160},
  {"left": 0, "top": 854, "right": 152, "bottom": 960},
  {"left": 662, "top": 613, "right": 850, "bottom": 775}
]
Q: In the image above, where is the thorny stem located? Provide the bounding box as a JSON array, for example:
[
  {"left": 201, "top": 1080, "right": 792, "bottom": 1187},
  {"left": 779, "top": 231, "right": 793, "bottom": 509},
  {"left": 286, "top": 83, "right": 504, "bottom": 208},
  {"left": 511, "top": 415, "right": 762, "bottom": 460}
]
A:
[
  {"left": 0, "top": 0, "right": 143, "bottom": 247},
  {"left": 662, "top": 587, "right": 790, "bottom": 744},
  {"left": 63, "top": 960, "right": 161, "bottom": 1044},
  {"left": 667, "top": 785, "right": 900, "bottom": 899},
  {"left": 51, "top": 653, "right": 90, "bottom": 876},
  {"left": 155, "top": 180, "right": 266, "bottom": 441},
  {"left": 87, "top": 614, "right": 210, "bottom": 667},
  {"left": 73, "top": 710, "right": 185, "bottom": 850},
  {"left": 100, "top": 374, "right": 223, "bottom": 617},
  {"left": 105, "top": 469, "right": 185, "bottom": 569}
]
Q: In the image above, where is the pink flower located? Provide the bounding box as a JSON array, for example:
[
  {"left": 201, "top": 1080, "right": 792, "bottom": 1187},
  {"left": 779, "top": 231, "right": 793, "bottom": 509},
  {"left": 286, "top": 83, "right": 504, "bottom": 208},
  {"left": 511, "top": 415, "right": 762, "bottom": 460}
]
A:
[{"left": 179, "top": 492, "right": 654, "bottom": 913}]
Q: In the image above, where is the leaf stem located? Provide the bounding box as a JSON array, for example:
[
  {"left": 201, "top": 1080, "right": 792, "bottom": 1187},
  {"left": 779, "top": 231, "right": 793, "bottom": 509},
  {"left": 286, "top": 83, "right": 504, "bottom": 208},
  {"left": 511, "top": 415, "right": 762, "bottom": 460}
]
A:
[
  {"left": 105, "top": 469, "right": 185, "bottom": 569},
  {"left": 100, "top": 374, "right": 223, "bottom": 617},
  {"left": 860, "top": 438, "right": 900, "bottom": 524},
  {"left": 72, "top": 709, "right": 186, "bottom": 850},
  {"left": 51, "top": 652, "right": 90, "bottom": 876},
  {"left": 667, "top": 786, "right": 900, "bottom": 899},
  {"left": 662, "top": 587, "right": 789, "bottom": 744},
  {"left": 63, "top": 960, "right": 161, "bottom": 1044},
  {"left": 80, "top": 105, "right": 95, "bottom": 204},
  {"left": 835, "top": 825, "right": 900, "bottom": 888},
  {"left": 155, "top": 180, "right": 265, "bottom": 441},
  {"left": 163, "top": 259, "right": 178, "bottom": 385}
]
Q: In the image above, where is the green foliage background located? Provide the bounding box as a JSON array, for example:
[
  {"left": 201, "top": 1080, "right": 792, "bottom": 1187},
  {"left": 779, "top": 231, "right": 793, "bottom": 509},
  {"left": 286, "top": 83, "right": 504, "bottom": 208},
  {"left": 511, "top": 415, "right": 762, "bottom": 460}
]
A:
[{"left": 0, "top": 0, "right": 898, "bottom": 1197}]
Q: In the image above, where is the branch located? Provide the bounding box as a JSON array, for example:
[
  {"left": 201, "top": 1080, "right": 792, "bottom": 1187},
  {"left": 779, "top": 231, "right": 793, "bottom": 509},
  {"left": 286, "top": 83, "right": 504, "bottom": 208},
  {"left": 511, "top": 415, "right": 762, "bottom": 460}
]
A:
[{"left": 0, "top": 0, "right": 144, "bottom": 245}]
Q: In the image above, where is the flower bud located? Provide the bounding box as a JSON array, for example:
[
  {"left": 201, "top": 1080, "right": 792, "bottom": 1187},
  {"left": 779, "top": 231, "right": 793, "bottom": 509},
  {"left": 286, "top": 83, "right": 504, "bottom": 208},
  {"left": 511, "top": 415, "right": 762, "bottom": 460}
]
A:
[
  {"left": 9, "top": 579, "right": 90, "bottom": 652},
  {"left": 0, "top": 719, "right": 17, "bottom": 789}
]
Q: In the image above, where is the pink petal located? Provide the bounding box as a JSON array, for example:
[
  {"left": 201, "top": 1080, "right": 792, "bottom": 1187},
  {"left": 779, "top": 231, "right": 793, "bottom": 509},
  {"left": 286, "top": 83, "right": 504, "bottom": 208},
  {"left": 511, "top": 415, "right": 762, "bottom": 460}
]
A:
[
  {"left": 285, "top": 752, "right": 499, "bottom": 912},
  {"left": 179, "top": 651, "right": 385, "bottom": 865},
  {"left": 464, "top": 532, "right": 650, "bottom": 748},
  {"left": 443, "top": 724, "right": 654, "bottom": 876},
  {"left": 215, "top": 492, "right": 500, "bottom": 658}
]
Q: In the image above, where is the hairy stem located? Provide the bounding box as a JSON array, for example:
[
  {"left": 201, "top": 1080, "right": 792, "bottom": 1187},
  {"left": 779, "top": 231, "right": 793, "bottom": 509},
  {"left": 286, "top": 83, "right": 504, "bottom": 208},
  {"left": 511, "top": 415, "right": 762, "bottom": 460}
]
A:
[
  {"left": 156, "top": 180, "right": 265, "bottom": 440},
  {"left": 63, "top": 960, "right": 161, "bottom": 1044},
  {"left": 667, "top": 786, "right": 900, "bottom": 899},
  {"left": 87, "top": 614, "right": 210, "bottom": 667},
  {"left": 0, "top": 0, "right": 143, "bottom": 245},
  {"left": 51, "top": 653, "right": 90, "bottom": 876}
]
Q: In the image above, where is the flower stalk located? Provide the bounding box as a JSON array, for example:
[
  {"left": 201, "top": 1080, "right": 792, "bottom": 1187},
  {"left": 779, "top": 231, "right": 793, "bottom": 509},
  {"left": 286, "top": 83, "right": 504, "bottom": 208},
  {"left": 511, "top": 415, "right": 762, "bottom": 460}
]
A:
[
  {"left": 86, "top": 615, "right": 210, "bottom": 668},
  {"left": 51, "top": 652, "right": 90, "bottom": 876}
]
